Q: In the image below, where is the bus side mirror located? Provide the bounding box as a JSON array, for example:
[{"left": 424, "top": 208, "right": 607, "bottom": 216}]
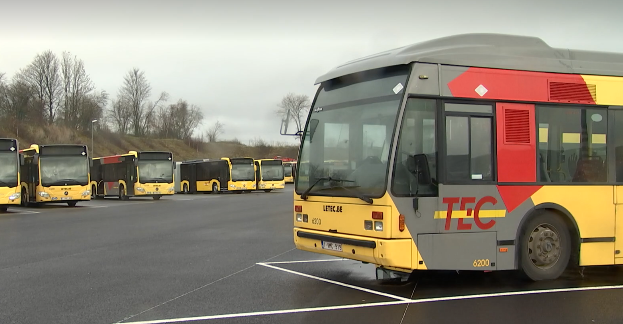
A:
[{"left": 407, "top": 154, "right": 431, "bottom": 184}]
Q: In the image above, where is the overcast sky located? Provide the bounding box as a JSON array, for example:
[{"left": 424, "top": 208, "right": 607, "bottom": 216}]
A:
[{"left": 1, "top": 0, "right": 621, "bottom": 144}]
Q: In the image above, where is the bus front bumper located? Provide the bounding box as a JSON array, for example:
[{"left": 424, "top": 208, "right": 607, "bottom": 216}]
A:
[
  {"left": 0, "top": 189, "right": 21, "bottom": 205},
  {"left": 293, "top": 228, "right": 414, "bottom": 270}
]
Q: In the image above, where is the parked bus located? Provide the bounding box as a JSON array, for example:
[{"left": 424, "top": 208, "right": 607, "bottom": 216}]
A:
[
  {"left": 179, "top": 157, "right": 255, "bottom": 193},
  {"left": 288, "top": 33, "right": 623, "bottom": 282},
  {"left": 91, "top": 151, "right": 174, "bottom": 200},
  {"left": 19, "top": 144, "right": 91, "bottom": 207},
  {"left": 283, "top": 161, "right": 296, "bottom": 183},
  {"left": 254, "top": 159, "right": 285, "bottom": 192},
  {"left": 0, "top": 138, "right": 21, "bottom": 211}
]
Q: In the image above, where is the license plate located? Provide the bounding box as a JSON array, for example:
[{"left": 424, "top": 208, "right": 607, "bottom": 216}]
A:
[
  {"left": 321, "top": 241, "right": 342, "bottom": 252},
  {"left": 146, "top": 192, "right": 152, "bottom": 194},
  {"left": 61, "top": 197, "right": 71, "bottom": 200}
]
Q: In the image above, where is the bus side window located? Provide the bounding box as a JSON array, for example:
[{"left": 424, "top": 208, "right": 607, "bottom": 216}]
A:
[{"left": 391, "top": 98, "right": 437, "bottom": 197}]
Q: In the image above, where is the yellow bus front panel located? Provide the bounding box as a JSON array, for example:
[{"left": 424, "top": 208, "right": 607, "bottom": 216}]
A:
[
  {"left": 228, "top": 180, "right": 255, "bottom": 191},
  {"left": 134, "top": 182, "right": 175, "bottom": 196},
  {"left": 258, "top": 180, "right": 285, "bottom": 190},
  {"left": 35, "top": 185, "right": 91, "bottom": 203},
  {"left": 0, "top": 186, "right": 21, "bottom": 206}
]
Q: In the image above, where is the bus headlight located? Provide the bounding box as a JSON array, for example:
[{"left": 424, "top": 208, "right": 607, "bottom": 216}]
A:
[
  {"left": 252, "top": 184, "right": 256, "bottom": 188},
  {"left": 230, "top": 185, "right": 235, "bottom": 188},
  {"left": 168, "top": 187, "right": 174, "bottom": 192},
  {"left": 296, "top": 213, "right": 303, "bottom": 222},
  {"left": 38, "top": 191, "right": 50, "bottom": 198},
  {"left": 8, "top": 193, "right": 20, "bottom": 201},
  {"left": 82, "top": 190, "right": 91, "bottom": 196},
  {"left": 136, "top": 187, "right": 145, "bottom": 192},
  {"left": 374, "top": 221, "right": 383, "bottom": 231}
]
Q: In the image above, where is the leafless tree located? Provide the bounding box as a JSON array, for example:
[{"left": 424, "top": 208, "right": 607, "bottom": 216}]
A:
[
  {"left": 119, "top": 68, "right": 167, "bottom": 136},
  {"left": 0, "top": 75, "right": 45, "bottom": 135},
  {"left": 108, "top": 97, "right": 132, "bottom": 134},
  {"left": 154, "top": 99, "right": 203, "bottom": 139},
  {"left": 205, "top": 120, "right": 225, "bottom": 142},
  {"left": 60, "top": 52, "right": 95, "bottom": 129},
  {"left": 21, "top": 50, "right": 62, "bottom": 124},
  {"left": 277, "top": 93, "right": 310, "bottom": 140}
]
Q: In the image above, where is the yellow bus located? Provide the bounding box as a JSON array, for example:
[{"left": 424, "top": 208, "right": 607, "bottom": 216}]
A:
[
  {"left": 0, "top": 138, "right": 21, "bottom": 212},
  {"left": 91, "top": 151, "right": 175, "bottom": 200},
  {"left": 283, "top": 161, "right": 296, "bottom": 183},
  {"left": 289, "top": 33, "right": 623, "bottom": 282},
  {"left": 19, "top": 144, "right": 91, "bottom": 207},
  {"left": 254, "top": 159, "right": 285, "bottom": 192}
]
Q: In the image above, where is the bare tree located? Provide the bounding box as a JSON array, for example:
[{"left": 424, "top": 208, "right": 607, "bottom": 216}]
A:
[
  {"left": 119, "top": 68, "right": 167, "bottom": 136},
  {"left": 205, "top": 120, "right": 224, "bottom": 142},
  {"left": 22, "top": 50, "right": 62, "bottom": 124},
  {"left": 277, "top": 93, "right": 310, "bottom": 140},
  {"left": 60, "top": 52, "right": 95, "bottom": 129},
  {"left": 0, "top": 75, "right": 45, "bottom": 135},
  {"left": 108, "top": 97, "right": 132, "bottom": 134},
  {"left": 153, "top": 99, "right": 203, "bottom": 139}
]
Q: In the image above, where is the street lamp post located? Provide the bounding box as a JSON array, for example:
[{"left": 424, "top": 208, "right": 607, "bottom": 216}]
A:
[{"left": 91, "top": 119, "right": 98, "bottom": 157}]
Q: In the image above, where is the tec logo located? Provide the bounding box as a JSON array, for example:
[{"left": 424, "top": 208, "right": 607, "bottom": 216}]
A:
[{"left": 442, "top": 196, "right": 498, "bottom": 231}]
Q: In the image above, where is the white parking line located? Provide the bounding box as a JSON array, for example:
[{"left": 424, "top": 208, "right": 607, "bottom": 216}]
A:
[
  {"left": 6, "top": 210, "right": 40, "bottom": 215},
  {"left": 258, "top": 262, "right": 411, "bottom": 301},
  {"left": 263, "top": 259, "right": 347, "bottom": 265},
  {"left": 118, "top": 258, "right": 623, "bottom": 324}
]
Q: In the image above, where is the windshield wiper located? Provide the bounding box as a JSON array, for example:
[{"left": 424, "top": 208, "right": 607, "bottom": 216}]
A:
[
  {"left": 301, "top": 177, "right": 373, "bottom": 204},
  {"left": 46, "top": 179, "right": 82, "bottom": 186}
]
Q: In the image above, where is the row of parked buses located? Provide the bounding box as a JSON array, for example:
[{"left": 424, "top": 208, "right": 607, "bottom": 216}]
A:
[{"left": 173, "top": 157, "right": 291, "bottom": 194}]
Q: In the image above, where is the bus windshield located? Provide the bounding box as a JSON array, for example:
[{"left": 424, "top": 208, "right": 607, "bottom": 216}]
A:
[
  {"left": 40, "top": 156, "right": 89, "bottom": 186},
  {"left": 138, "top": 160, "right": 173, "bottom": 183},
  {"left": 296, "top": 65, "right": 410, "bottom": 199},
  {"left": 231, "top": 163, "right": 255, "bottom": 181},
  {"left": 283, "top": 164, "right": 293, "bottom": 177},
  {"left": 261, "top": 164, "right": 284, "bottom": 181},
  {"left": 0, "top": 152, "right": 18, "bottom": 187}
]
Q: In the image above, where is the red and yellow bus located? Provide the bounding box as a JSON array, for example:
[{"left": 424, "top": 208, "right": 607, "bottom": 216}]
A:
[
  {"left": 0, "top": 138, "right": 21, "bottom": 212},
  {"left": 290, "top": 33, "right": 623, "bottom": 281},
  {"left": 20, "top": 144, "right": 91, "bottom": 207},
  {"left": 91, "top": 151, "right": 175, "bottom": 200}
]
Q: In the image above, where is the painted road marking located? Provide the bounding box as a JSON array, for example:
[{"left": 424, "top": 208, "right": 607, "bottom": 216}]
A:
[
  {"left": 119, "top": 258, "right": 623, "bottom": 324},
  {"left": 120, "top": 284, "right": 623, "bottom": 324},
  {"left": 258, "top": 262, "right": 411, "bottom": 301}
]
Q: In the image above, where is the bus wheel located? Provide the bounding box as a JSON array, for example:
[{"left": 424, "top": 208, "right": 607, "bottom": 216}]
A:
[
  {"left": 0, "top": 206, "right": 7, "bottom": 213},
  {"left": 21, "top": 188, "right": 28, "bottom": 207},
  {"left": 183, "top": 184, "right": 189, "bottom": 194},
  {"left": 67, "top": 201, "right": 77, "bottom": 207},
  {"left": 91, "top": 186, "right": 97, "bottom": 199},
  {"left": 153, "top": 195, "right": 161, "bottom": 200},
  {"left": 264, "top": 190, "right": 272, "bottom": 193},
  {"left": 519, "top": 211, "right": 571, "bottom": 281},
  {"left": 212, "top": 183, "right": 219, "bottom": 194},
  {"left": 119, "top": 185, "right": 128, "bottom": 201}
]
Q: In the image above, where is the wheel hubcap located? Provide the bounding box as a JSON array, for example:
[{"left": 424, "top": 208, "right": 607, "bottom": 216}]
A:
[{"left": 527, "top": 223, "right": 561, "bottom": 269}]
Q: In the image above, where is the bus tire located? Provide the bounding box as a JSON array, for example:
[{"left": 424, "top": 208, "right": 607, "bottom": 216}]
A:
[
  {"left": 21, "top": 188, "right": 28, "bottom": 207},
  {"left": 212, "top": 183, "right": 219, "bottom": 194},
  {"left": 519, "top": 211, "right": 571, "bottom": 281},
  {"left": 153, "top": 195, "right": 161, "bottom": 200},
  {"left": 119, "top": 185, "right": 128, "bottom": 201},
  {"left": 67, "top": 201, "right": 77, "bottom": 207},
  {"left": 183, "top": 184, "right": 189, "bottom": 194},
  {"left": 0, "top": 206, "right": 7, "bottom": 212},
  {"left": 91, "top": 185, "right": 97, "bottom": 199},
  {"left": 264, "top": 189, "right": 272, "bottom": 193}
]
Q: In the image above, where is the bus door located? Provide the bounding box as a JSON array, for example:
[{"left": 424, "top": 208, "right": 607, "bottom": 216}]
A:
[
  {"left": 28, "top": 155, "right": 39, "bottom": 200},
  {"left": 432, "top": 101, "right": 497, "bottom": 269},
  {"left": 255, "top": 161, "right": 261, "bottom": 187},
  {"left": 126, "top": 158, "right": 136, "bottom": 194},
  {"left": 189, "top": 163, "right": 197, "bottom": 192}
]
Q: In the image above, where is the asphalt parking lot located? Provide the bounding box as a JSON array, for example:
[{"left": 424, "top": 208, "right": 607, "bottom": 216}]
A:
[{"left": 1, "top": 186, "right": 623, "bottom": 324}]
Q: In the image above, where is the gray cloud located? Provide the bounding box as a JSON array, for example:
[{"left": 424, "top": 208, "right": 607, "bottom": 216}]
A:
[{"left": 1, "top": 0, "right": 621, "bottom": 143}]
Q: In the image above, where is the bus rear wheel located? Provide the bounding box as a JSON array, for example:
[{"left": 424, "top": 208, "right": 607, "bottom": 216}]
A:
[
  {"left": 212, "top": 183, "right": 219, "bottom": 194},
  {"left": 519, "top": 211, "right": 571, "bottom": 281}
]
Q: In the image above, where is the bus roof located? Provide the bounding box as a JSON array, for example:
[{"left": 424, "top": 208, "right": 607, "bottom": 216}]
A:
[{"left": 315, "top": 33, "right": 623, "bottom": 84}]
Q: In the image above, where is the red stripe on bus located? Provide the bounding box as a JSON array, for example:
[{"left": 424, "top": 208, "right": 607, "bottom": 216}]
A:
[
  {"left": 447, "top": 67, "right": 595, "bottom": 104},
  {"left": 496, "top": 185, "right": 543, "bottom": 213}
]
